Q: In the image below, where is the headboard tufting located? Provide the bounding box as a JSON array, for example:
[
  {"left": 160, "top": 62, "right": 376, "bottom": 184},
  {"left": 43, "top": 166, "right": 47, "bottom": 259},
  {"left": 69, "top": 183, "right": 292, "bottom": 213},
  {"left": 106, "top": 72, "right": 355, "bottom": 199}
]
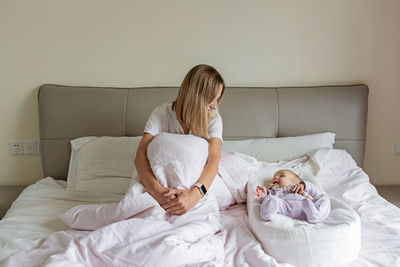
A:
[{"left": 38, "top": 84, "right": 368, "bottom": 180}]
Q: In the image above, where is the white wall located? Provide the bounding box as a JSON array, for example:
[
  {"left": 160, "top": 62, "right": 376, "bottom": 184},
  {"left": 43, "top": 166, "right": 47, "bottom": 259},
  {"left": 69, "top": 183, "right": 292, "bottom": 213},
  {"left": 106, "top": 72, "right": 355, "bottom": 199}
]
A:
[
  {"left": 364, "top": 0, "right": 400, "bottom": 185},
  {"left": 0, "top": 0, "right": 399, "bottom": 185}
]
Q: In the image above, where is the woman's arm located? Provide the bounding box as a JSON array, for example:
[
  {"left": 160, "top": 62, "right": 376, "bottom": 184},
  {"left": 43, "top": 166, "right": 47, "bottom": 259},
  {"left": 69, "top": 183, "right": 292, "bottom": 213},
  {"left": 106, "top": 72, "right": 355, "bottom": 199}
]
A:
[
  {"left": 162, "top": 137, "right": 222, "bottom": 215},
  {"left": 195, "top": 137, "right": 222, "bottom": 188},
  {"left": 134, "top": 133, "right": 171, "bottom": 205}
]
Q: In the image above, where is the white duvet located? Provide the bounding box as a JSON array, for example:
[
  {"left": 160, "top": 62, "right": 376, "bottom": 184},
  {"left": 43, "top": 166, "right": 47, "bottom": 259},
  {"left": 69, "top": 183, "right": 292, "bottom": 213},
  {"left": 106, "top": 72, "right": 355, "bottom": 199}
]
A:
[{"left": 0, "top": 146, "right": 400, "bottom": 266}]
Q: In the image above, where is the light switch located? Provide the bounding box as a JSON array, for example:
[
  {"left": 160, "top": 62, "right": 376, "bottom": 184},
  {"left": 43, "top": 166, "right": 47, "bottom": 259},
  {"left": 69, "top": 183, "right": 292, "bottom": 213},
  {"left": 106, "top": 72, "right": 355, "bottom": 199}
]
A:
[
  {"left": 395, "top": 142, "right": 400, "bottom": 155},
  {"left": 23, "top": 141, "right": 37, "bottom": 155}
]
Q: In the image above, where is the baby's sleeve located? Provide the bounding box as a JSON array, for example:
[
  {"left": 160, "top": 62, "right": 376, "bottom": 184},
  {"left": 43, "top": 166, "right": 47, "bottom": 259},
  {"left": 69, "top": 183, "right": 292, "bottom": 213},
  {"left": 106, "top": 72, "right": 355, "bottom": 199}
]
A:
[
  {"left": 302, "top": 181, "right": 331, "bottom": 223},
  {"left": 257, "top": 188, "right": 276, "bottom": 203},
  {"left": 144, "top": 106, "right": 167, "bottom": 136},
  {"left": 303, "top": 181, "right": 326, "bottom": 201}
]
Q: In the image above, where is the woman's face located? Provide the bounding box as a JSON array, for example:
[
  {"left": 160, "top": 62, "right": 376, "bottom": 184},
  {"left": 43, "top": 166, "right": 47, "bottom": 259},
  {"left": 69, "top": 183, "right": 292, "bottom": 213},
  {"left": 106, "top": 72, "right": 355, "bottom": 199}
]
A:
[{"left": 208, "top": 84, "right": 223, "bottom": 113}]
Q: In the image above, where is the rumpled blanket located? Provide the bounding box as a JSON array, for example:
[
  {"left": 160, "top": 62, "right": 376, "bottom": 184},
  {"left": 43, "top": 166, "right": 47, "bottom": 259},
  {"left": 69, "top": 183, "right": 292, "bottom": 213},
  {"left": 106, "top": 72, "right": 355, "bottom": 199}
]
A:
[
  {"left": 1, "top": 133, "right": 258, "bottom": 267},
  {"left": 2, "top": 147, "right": 400, "bottom": 266}
]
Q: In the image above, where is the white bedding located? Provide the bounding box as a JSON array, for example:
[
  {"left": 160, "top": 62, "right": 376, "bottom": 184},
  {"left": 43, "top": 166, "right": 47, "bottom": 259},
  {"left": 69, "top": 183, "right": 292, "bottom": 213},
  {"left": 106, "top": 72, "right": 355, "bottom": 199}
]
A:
[{"left": 1, "top": 148, "right": 400, "bottom": 266}]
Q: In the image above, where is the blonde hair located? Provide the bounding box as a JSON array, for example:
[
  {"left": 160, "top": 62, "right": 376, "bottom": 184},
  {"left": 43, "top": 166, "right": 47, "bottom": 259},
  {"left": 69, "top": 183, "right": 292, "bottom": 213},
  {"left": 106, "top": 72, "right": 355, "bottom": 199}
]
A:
[{"left": 172, "top": 64, "right": 225, "bottom": 139}]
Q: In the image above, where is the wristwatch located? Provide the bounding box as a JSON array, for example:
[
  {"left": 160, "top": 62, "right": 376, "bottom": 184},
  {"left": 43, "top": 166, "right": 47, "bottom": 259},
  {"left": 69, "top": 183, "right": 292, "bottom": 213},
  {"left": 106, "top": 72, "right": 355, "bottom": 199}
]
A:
[{"left": 193, "top": 183, "right": 207, "bottom": 197}]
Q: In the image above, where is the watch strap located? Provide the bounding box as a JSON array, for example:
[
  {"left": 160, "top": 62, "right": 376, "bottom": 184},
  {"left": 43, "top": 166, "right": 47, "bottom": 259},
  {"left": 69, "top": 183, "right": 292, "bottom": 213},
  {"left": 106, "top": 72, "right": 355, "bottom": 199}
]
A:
[{"left": 194, "top": 183, "right": 207, "bottom": 197}]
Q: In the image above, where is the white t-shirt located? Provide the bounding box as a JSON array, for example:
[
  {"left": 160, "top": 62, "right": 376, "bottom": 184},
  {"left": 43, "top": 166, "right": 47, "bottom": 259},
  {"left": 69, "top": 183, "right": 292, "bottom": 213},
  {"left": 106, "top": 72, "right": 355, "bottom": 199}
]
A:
[{"left": 144, "top": 103, "right": 223, "bottom": 142}]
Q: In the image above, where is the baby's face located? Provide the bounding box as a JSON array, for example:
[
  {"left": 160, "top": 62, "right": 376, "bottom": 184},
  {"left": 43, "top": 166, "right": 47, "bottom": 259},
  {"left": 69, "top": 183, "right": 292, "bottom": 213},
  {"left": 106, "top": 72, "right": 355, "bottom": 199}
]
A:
[{"left": 271, "top": 170, "right": 298, "bottom": 187}]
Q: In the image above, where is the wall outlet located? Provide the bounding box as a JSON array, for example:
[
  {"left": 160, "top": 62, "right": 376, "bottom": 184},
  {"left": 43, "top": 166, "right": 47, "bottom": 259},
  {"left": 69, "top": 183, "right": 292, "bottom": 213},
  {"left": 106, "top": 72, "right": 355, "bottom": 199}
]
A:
[
  {"left": 9, "top": 142, "right": 24, "bottom": 155},
  {"left": 24, "top": 141, "right": 37, "bottom": 155}
]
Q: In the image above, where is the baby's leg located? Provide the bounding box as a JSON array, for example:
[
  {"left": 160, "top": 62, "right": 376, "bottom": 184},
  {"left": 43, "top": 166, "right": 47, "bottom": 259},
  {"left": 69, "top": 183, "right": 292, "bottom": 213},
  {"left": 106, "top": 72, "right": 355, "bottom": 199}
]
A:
[
  {"left": 302, "top": 195, "right": 331, "bottom": 223},
  {"left": 260, "top": 195, "right": 288, "bottom": 221}
]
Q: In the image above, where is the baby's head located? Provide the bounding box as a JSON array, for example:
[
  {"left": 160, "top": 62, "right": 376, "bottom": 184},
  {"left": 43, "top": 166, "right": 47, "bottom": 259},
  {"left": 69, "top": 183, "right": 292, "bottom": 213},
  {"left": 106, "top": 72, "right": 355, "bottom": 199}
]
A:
[{"left": 271, "top": 169, "right": 301, "bottom": 187}]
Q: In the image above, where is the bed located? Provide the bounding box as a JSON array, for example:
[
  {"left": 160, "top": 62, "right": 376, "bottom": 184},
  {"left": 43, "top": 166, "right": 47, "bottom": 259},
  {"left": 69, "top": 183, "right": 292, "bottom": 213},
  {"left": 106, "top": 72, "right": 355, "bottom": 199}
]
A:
[{"left": 0, "top": 84, "right": 399, "bottom": 266}]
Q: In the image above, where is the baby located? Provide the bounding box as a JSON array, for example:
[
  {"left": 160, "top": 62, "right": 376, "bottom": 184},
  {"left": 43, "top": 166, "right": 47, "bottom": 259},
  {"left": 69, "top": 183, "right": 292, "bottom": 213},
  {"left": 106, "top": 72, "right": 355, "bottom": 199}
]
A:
[{"left": 253, "top": 169, "right": 330, "bottom": 223}]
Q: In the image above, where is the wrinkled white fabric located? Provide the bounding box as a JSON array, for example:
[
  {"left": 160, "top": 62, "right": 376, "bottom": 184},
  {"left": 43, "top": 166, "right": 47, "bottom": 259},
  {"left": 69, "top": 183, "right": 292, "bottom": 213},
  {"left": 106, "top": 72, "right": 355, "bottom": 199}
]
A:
[
  {"left": 1, "top": 148, "right": 400, "bottom": 267},
  {"left": 59, "top": 133, "right": 258, "bottom": 230},
  {"left": 1, "top": 133, "right": 255, "bottom": 266}
]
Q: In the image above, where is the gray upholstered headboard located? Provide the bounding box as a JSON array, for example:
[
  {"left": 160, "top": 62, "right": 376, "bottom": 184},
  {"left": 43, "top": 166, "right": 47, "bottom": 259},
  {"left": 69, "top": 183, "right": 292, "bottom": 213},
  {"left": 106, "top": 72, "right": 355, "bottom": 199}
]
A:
[{"left": 38, "top": 84, "right": 368, "bottom": 180}]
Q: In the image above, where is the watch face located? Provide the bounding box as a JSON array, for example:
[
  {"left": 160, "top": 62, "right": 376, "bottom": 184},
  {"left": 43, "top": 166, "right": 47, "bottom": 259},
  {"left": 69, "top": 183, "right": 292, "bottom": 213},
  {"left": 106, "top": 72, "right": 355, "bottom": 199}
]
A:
[{"left": 200, "top": 184, "right": 207, "bottom": 194}]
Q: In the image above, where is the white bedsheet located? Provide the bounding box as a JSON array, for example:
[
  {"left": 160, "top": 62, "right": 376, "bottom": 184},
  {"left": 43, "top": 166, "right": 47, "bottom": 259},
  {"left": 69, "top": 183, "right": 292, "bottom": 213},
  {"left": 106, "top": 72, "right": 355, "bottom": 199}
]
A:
[
  {"left": 0, "top": 149, "right": 399, "bottom": 266},
  {"left": 0, "top": 179, "right": 124, "bottom": 260}
]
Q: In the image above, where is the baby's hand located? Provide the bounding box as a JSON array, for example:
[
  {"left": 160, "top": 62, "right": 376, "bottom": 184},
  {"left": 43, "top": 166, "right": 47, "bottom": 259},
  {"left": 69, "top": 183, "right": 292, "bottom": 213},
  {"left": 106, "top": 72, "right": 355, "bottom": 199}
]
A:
[
  {"left": 253, "top": 185, "right": 268, "bottom": 200},
  {"left": 290, "top": 183, "right": 305, "bottom": 195}
]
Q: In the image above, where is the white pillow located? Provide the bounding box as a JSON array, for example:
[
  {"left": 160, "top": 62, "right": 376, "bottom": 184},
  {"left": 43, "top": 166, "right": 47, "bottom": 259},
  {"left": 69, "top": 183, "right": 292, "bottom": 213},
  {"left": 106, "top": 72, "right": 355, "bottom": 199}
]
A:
[
  {"left": 307, "top": 148, "right": 358, "bottom": 176},
  {"left": 222, "top": 132, "right": 335, "bottom": 162},
  {"left": 147, "top": 133, "right": 236, "bottom": 210},
  {"left": 67, "top": 136, "right": 142, "bottom": 194}
]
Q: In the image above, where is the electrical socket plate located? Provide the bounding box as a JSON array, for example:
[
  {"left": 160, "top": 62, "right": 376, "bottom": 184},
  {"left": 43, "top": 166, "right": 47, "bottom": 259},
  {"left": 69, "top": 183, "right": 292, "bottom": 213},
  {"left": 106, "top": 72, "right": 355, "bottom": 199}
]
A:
[
  {"left": 23, "top": 141, "right": 37, "bottom": 155},
  {"left": 9, "top": 142, "right": 24, "bottom": 155},
  {"left": 36, "top": 141, "right": 40, "bottom": 155}
]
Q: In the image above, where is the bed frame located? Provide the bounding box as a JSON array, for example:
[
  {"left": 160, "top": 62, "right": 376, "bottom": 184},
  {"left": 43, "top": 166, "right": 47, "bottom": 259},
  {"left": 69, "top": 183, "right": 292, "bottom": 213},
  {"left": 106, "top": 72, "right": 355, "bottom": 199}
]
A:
[{"left": 38, "top": 84, "right": 368, "bottom": 180}]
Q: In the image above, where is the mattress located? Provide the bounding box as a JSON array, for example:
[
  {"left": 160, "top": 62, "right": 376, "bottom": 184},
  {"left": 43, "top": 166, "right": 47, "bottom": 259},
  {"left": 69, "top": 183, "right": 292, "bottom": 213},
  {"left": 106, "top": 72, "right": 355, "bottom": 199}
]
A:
[{"left": 0, "top": 149, "right": 400, "bottom": 266}]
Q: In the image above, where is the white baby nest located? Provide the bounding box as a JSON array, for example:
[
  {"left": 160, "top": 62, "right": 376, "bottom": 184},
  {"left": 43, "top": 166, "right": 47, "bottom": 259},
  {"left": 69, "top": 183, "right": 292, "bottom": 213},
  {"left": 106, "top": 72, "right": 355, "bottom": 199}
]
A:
[{"left": 247, "top": 167, "right": 361, "bottom": 267}]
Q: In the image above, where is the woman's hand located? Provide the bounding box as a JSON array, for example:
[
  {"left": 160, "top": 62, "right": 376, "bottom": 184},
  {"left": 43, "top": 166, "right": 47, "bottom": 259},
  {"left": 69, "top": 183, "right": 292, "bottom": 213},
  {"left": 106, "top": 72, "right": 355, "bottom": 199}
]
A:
[
  {"left": 160, "top": 138, "right": 221, "bottom": 215},
  {"left": 148, "top": 184, "right": 177, "bottom": 206},
  {"left": 161, "top": 188, "right": 202, "bottom": 215},
  {"left": 135, "top": 133, "right": 177, "bottom": 206}
]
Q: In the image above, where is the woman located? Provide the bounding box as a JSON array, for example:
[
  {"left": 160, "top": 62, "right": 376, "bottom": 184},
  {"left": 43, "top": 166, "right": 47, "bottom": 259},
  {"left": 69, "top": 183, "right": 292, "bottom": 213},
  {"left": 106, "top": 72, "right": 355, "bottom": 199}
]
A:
[{"left": 134, "top": 64, "right": 225, "bottom": 216}]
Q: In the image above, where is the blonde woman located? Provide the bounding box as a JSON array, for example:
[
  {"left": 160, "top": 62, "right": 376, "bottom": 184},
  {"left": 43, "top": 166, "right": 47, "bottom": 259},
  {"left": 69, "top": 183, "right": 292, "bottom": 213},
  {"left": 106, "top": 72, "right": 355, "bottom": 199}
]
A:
[{"left": 134, "top": 64, "right": 225, "bottom": 215}]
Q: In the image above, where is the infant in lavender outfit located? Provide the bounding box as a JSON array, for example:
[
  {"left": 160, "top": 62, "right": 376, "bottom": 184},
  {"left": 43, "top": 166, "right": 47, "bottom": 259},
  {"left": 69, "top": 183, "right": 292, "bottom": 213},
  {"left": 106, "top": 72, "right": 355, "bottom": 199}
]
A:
[{"left": 253, "top": 169, "right": 330, "bottom": 223}]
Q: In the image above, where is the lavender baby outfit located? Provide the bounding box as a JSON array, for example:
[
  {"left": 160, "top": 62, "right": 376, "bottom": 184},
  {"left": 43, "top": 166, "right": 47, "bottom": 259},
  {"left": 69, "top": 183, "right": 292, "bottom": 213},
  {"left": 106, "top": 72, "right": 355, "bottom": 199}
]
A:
[{"left": 259, "top": 181, "right": 330, "bottom": 223}]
